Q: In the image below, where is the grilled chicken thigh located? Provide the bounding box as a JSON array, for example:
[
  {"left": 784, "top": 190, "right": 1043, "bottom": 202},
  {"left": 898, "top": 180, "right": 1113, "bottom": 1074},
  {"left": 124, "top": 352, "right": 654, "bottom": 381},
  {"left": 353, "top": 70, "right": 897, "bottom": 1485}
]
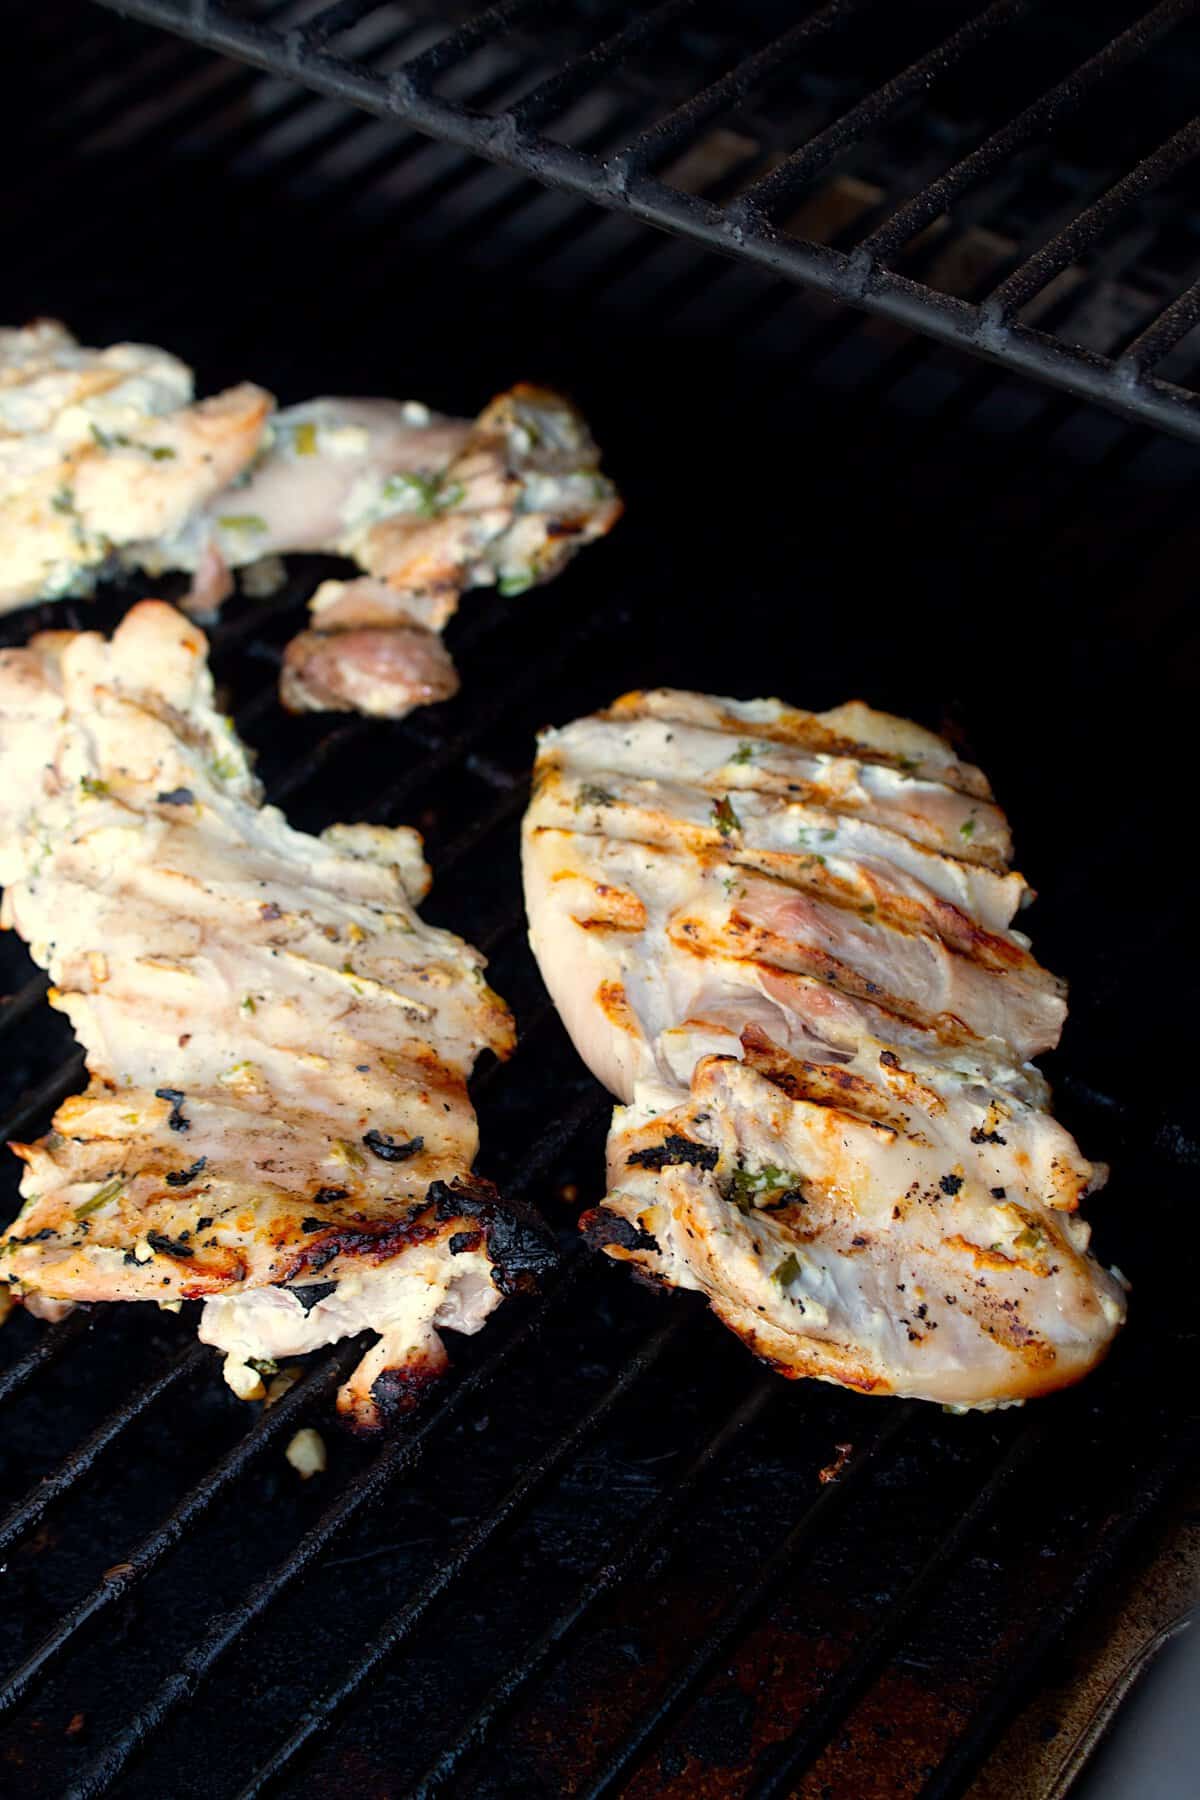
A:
[
  {"left": 279, "top": 384, "right": 622, "bottom": 716},
  {"left": 0, "top": 602, "right": 547, "bottom": 1426},
  {"left": 522, "top": 689, "right": 1126, "bottom": 1408},
  {"left": 3, "top": 321, "right": 621, "bottom": 720},
  {"left": 0, "top": 320, "right": 270, "bottom": 611}
]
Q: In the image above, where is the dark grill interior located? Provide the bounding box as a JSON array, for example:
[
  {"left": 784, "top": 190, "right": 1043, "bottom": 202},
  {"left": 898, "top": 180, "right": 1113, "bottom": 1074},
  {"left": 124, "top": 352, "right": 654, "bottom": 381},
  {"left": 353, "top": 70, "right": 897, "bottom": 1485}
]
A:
[
  {"left": 90, "top": 0, "right": 1200, "bottom": 439},
  {"left": 1, "top": 3, "right": 1198, "bottom": 1795}
]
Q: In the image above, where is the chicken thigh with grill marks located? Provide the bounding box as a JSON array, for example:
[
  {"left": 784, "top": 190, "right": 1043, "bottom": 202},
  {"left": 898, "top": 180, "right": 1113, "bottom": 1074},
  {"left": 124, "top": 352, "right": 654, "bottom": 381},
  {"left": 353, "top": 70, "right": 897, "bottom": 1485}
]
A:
[
  {"left": 522, "top": 689, "right": 1126, "bottom": 1409},
  {"left": 0, "top": 602, "right": 549, "bottom": 1427}
]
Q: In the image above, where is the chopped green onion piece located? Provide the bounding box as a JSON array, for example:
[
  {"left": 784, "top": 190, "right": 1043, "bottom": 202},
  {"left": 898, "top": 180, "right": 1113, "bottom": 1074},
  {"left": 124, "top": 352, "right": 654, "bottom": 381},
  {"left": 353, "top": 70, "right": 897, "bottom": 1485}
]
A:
[
  {"left": 726, "top": 1163, "right": 801, "bottom": 1213},
  {"left": 79, "top": 776, "right": 110, "bottom": 798},
  {"left": 960, "top": 817, "right": 976, "bottom": 840},
  {"left": 498, "top": 568, "right": 536, "bottom": 597},
  {"left": 217, "top": 514, "right": 268, "bottom": 533},
  {"left": 773, "top": 1252, "right": 802, "bottom": 1286},
  {"left": 292, "top": 420, "right": 318, "bottom": 456},
  {"left": 74, "top": 1175, "right": 125, "bottom": 1220}
]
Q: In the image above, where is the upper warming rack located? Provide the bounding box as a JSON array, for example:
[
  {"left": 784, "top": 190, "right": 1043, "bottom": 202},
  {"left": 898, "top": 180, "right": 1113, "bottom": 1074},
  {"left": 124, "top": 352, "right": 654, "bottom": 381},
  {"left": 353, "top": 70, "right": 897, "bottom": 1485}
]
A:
[{"left": 90, "top": 0, "right": 1200, "bottom": 439}]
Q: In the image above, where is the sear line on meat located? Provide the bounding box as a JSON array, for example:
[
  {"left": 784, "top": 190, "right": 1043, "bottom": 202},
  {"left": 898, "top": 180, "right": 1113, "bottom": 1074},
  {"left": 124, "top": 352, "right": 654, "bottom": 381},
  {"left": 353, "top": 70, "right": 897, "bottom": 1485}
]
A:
[
  {"left": 0, "top": 601, "right": 551, "bottom": 1427},
  {"left": 522, "top": 688, "right": 1127, "bottom": 1410}
]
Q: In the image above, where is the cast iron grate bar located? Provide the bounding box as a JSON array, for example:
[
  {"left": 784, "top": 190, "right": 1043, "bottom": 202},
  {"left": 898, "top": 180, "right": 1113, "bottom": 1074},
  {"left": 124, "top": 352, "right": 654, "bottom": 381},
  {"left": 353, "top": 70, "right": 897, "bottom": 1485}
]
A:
[
  {"left": 406, "top": 1373, "right": 785, "bottom": 1798},
  {"left": 0, "top": 1340, "right": 212, "bottom": 1561},
  {"left": 0, "top": 1087, "right": 607, "bottom": 1724},
  {"left": 610, "top": 0, "right": 872, "bottom": 182},
  {"left": 981, "top": 114, "right": 1200, "bottom": 325},
  {"left": 88, "top": 0, "right": 1200, "bottom": 440},
  {"left": 0, "top": 1312, "right": 91, "bottom": 1407},
  {"left": 746, "top": 1418, "right": 1049, "bottom": 1799},
  {"left": 578, "top": 1404, "right": 919, "bottom": 1800},
  {"left": 918, "top": 1420, "right": 1200, "bottom": 1799},
  {"left": 227, "top": 1312, "right": 694, "bottom": 1798},
  {"left": 0, "top": 1341, "right": 363, "bottom": 1717},
  {"left": 59, "top": 1258, "right": 613, "bottom": 1796},
  {"left": 728, "top": 0, "right": 1032, "bottom": 225}
]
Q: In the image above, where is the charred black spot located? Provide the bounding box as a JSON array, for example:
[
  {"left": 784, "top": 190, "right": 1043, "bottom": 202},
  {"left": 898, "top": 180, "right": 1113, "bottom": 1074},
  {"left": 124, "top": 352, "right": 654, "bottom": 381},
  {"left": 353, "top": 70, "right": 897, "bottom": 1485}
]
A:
[
  {"left": 146, "top": 1231, "right": 194, "bottom": 1258},
  {"left": 364, "top": 1360, "right": 442, "bottom": 1428},
  {"left": 939, "top": 1173, "right": 964, "bottom": 1196},
  {"left": 990, "top": 1186, "right": 1007, "bottom": 1199},
  {"left": 283, "top": 1211, "right": 436, "bottom": 1281},
  {"left": 448, "top": 1230, "right": 484, "bottom": 1255},
  {"left": 195, "top": 1216, "right": 213, "bottom": 1231},
  {"left": 165, "top": 1156, "right": 208, "bottom": 1188},
  {"left": 311, "top": 1186, "right": 349, "bottom": 1205},
  {"left": 289, "top": 1280, "right": 337, "bottom": 1314},
  {"left": 970, "top": 1127, "right": 1007, "bottom": 1146},
  {"left": 156, "top": 786, "right": 194, "bottom": 806},
  {"left": 154, "top": 1088, "right": 190, "bottom": 1132},
  {"left": 626, "top": 1133, "right": 718, "bottom": 1172},
  {"left": 260, "top": 902, "right": 283, "bottom": 921},
  {"left": 879, "top": 1050, "right": 900, "bottom": 1069},
  {"left": 431, "top": 1175, "right": 555, "bottom": 1298},
  {"left": 5, "top": 1227, "right": 56, "bottom": 1245},
  {"left": 363, "top": 1130, "right": 425, "bottom": 1163},
  {"left": 581, "top": 1207, "right": 660, "bottom": 1257}
]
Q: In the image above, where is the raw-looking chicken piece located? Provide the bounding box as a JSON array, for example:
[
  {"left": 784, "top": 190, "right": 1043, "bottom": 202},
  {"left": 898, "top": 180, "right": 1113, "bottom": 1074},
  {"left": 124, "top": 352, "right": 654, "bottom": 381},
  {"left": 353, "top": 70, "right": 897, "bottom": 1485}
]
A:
[
  {"left": 0, "top": 602, "right": 549, "bottom": 1428},
  {"left": 279, "top": 383, "right": 622, "bottom": 716},
  {"left": 0, "top": 320, "right": 271, "bottom": 610},
  {"left": 522, "top": 689, "right": 1127, "bottom": 1409}
]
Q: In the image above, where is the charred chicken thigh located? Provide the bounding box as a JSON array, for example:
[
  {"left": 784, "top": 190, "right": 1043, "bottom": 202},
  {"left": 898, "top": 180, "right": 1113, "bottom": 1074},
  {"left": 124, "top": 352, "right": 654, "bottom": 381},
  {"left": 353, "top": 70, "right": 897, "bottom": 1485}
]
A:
[
  {"left": 0, "top": 602, "right": 547, "bottom": 1427},
  {"left": 522, "top": 689, "right": 1126, "bottom": 1408}
]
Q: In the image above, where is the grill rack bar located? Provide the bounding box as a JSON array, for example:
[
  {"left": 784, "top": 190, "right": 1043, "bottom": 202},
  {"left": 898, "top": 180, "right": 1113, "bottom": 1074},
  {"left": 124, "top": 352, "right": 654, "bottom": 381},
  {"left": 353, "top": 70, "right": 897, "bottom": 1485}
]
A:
[
  {"left": 745, "top": 1418, "right": 1049, "bottom": 1800},
  {"left": 230, "top": 1310, "right": 694, "bottom": 1800},
  {"left": 919, "top": 1421, "right": 1200, "bottom": 1799},
  {"left": 0, "top": 1340, "right": 211, "bottom": 1561},
  {"left": 729, "top": 0, "right": 1032, "bottom": 224},
  {"left": 982, "top": 113, "right": 1200, "bottom": 324},
  {"left": 0, "top": 1341, "right": 360, "bottom": 1717},
  {"left": 59, "top": 1255, "right": 609, "bottom": 1798},
  {"left": 407, "top": 1372, "right": 784, "bottom": 1799},
  {"left": 578, "top": 1405, "right": 919, "bottom": 1800},
  {"left": 0, "top": 1312, "right": 91, "bottom": 1408},
  {"left": 0, "top": 1083, "right": 608, "bottom": 1719},
  {"left": 90, "top": 0, "right": 1200, "bottom": 439}
]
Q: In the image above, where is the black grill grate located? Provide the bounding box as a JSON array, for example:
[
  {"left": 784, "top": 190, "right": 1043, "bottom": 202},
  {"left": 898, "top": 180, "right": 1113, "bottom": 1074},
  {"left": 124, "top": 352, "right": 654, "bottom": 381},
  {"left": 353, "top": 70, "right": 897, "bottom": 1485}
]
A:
[
  {"left": 86, "top": 0, "right": 1200, "bottom": 441},
  {"left": 2, "top": 4, "right": 1199, "bottom": 1796}
]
